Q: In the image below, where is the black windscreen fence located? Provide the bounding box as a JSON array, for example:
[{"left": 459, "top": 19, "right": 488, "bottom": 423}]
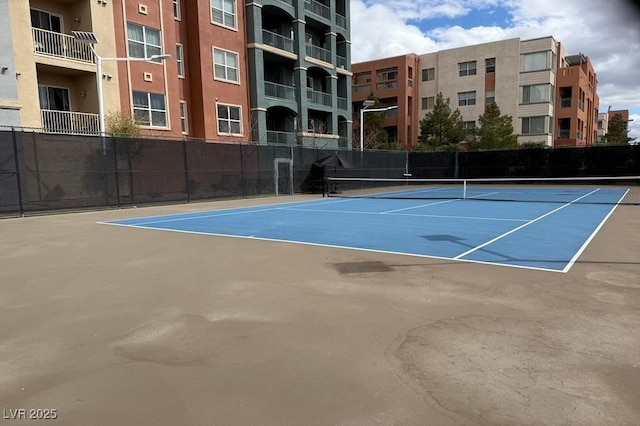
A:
[{"left": 1, "top": 129, "right": 638, "bottom": 217}]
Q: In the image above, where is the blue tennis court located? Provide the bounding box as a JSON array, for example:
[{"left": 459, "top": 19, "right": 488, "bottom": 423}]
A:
[{"left": 101, "top": 183, "right": 629, "bottom": 273}]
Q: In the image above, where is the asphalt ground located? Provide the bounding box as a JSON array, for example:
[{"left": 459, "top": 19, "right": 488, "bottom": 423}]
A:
[{"left": 1, "top": 195, "right": 639, "bottom": 425}]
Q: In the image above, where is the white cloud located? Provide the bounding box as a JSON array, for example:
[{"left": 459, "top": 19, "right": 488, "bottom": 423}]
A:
[{"left": 351, "top": 0, "right": 640, "bottom": 140}]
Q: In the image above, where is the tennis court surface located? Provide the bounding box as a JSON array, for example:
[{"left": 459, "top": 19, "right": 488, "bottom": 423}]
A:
[
  {"left": 104, "top": 178, "right": 636, "bottom": 272},
  {"left": 1, "top": 191, "right": 639, "bottom": 426}
]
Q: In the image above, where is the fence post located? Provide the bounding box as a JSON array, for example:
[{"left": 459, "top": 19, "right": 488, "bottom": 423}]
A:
[
  {"left": 240, "top": 142, "right": 246, "bottom": 197},
  {"left": 112, "top": 136, "right": 121, "bottom": 208},
  {"left": 11, "top": 128, "right": 25, "bottom": 216},
  {"left": 182, "top": 139, "right": 190, "bottom": 203}
]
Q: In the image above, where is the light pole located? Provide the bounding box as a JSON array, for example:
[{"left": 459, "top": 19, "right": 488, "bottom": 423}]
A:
[
  {"left": 359, "top": 101, "right": 398, "bottom": 151},
  {"left": 72, "top": 32, "right": 170, "bottom": 148}
]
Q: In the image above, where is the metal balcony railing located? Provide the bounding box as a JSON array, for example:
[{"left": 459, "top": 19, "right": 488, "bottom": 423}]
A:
[
  {"left": 266, "top": 130, "right": 297, "bottom": 145},
  {"left": 262, "top": 30, "right": 295, "bottom": 54},
  {"left": 41, "top": 110, "right": 100, "bottom": 135},
  {"left": 32, "top": 28, "right": 94, "bottom": 63},
  {"left": 265, "top": 81, "right": 296, "bottom": 101},
  {"left": 336, "top": 13, "right": 346, "bottom": 29},
  {"left": 336, "top": 54, "right": 347, "bottom": 69},
  {"left": 337, "top": 97, "right": 347, "bottom": 110},
  {"left": 304, "top": 0, "right": 331, "bottom": 20},
  {"left": 307, "top": 88, "right": 331, "bottom": 106},
  {"left": 306, "top": 43, "right": 331, "bottom": 63},
  {"left": 557, "top": 129, "right": 570, "bottom": 139}
]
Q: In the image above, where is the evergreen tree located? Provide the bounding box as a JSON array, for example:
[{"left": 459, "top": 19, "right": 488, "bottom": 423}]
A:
[
  {"left": 418, "top": 93, "right": 466, "bottom": 149},
  {"left": 471, "top": 102, "right": 516, "bottom": 150},
  {"left": 605, "top": 114, "right": 634, "bottom": 145}
]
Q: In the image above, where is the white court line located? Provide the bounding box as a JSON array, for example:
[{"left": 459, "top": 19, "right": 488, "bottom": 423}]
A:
[
  {"left": 101, "top": 223, "right": 566, "bottom": 273},
  {"left": 381, "top": 198, "right": 460, "bottom": 214},
  {"left": 561, "top": 189, "right": 629, "bottom": 273},
  {"left": 277, "top": 206, "right": 528, "bottom": 222},
  {"left": 453, "top": 188, "right": 601, "bottom": 260}
]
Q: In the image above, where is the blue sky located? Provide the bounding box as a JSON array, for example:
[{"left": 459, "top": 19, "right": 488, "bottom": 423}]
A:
[{"left": 350, "top": 0, "right": 640, "bottom": 141}]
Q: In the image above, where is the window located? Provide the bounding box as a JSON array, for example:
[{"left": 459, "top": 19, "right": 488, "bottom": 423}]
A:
[
  {"left": 522, "top": 84, "right": 551, "bottom": 104},
  {"left": 173, "top": 0, "right": 181, "bottom": 20},
  {"left": 132, "top": 91, "right": 167, "bottom": 127},
  {"left": 213, "top": 48, "right": 239, "bottom": 83},
  {"left": 464, "top": 121, "right": 476, "bottom": 133},
  {"left": 38, "top": 86, "right": 70, "bottom": 111},
  {"left": 127, "top": 23, "right": 162, "bottom": 61},
  {"left": 217, "top": 104, "right": 242, "bottom": 135},
  {"left": 485, "top": 90, "right": 495, "bottom": 104},
  {"left": 459, "top": 61, "right": 476, "bottom": 77},
  {"left": 485, "top": 58, "right": 495, "bottom": 73},
  {"left": 421, "top": 96, "right": 434, "bottom": 110},
  {"left": 176, "top": 44, "right": 184, "bottom": 77},
  {"left": 422, "top": 68, "right": 435, "bottom": 81},
  {"left": 458, "top": 91, "right": 476, "bottom": 106},
  {"left": 211, "top": 0, "right": 236, "bottom": 29},
  {"left": 521, "top": 116, "right": 546, "bottom": 135},
  {"left": 377, "top": 67, "right": 398, "bottom": 81},
  {"left": 179, "top": 101, "right": 188, "bottom": 133},
  {"left": 522, "top": 51, "right": 549, "bottom": 72},
  {"left": 30, "top": 9, "right": 62, "bottom": 32},
  {"left": 354, "top": 72, "right": 371, "bottom": 85}
]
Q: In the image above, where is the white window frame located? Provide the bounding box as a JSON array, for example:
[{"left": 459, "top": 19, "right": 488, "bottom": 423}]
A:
[
  {"left": 211, "top": 0, "right": 237, "bottom": 30},
  {"left": 521, "top": 116, "right": 547, "bottom": 135},
  {"left": 38, "top": 85, "right": 71, "bottom": 111},
  {"left": 30, "top": 8, "right": 63, "bottom": 32},
  {"left": 459, "top": 61, "right": 477, "bottom": 77},
  {"left": 127, "top": 22, "right": 162, "bottom": 62},
  {"left": 213, "top": 47, "right": 239, "bottom": 84},
  {"left": 132, "top": 91, "right": 167, "bottom": 128},
  {"left": 216, "top": 103, "right": 242, "bottom": 136},
  {"left": 173, "top": 0, "right": 181, "bottom": 20},
  {"left": 179, "top": 101, "right": 188, "bottom": 134},
  {"left": 176, "top": 44, "right": 185, "bottom": 78},
  {"left": 458, "top": 91, "right": 476, "bottom": 106}
]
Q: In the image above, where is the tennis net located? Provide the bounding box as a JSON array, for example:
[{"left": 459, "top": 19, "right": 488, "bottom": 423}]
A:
[{"left": 323, "top": 176, "right": 640, "bottom": 205}]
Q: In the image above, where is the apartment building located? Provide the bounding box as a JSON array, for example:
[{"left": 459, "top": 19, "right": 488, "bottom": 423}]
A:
[
  {"left": 353, "top": 36, "right": 601, "bottom": 148},
  {"left": 4, "top": 0, "right": 352, "bottom": 147},
  {"left": 352, "top": 54, "right": 420, "bottom": 149},
  {"left": 555, "top": 52, "right": 599, "bottom": 147},
  {"left": 597, "top": 109, "right": 630, "bottom": 142},
  {"left": 0, "top": 0, "right": 21, "bottom": 128}
]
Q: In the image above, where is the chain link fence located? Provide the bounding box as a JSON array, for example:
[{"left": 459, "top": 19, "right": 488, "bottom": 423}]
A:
[{"left": 1, "top": 129, "right": 638, "bottom": 217}]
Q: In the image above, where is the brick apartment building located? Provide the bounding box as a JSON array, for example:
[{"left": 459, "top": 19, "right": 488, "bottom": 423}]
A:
[
  {"left": 1, "top": 0, "right": 352, "bottom": 148},
  {"left": 352, "top": 36, "right": 600, "bottom": 149}
]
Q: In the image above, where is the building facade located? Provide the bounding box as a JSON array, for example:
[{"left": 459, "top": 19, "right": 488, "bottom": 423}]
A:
[
  {"left": 3, "top": 0, "right": 352, "bottom": 147},
  {"left": 352, "top": 54, "right": 420, "bottom": 149},
  {"left": 353, "top": 36, "right": 601, "bottom": 149}
]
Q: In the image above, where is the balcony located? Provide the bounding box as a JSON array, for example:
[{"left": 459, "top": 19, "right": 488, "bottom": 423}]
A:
[
  {"left": 304, "top": 0, "right": 331, "bottom": 20},
  {"left": 337, "top": 96, "right": 348, "bottom": 110},
  {"left": 306, "top": 43, "right": 331, "bottom": 63},
  {"left": 33, "top": 28, "right": 94, "bottom": 63},
  {"left": 265, "top": 82, "right": 296, "bottom": 101},
  {"left": 307, "top": 89, "right": 331, "bottom": 106},
  {"left": 41, "top": 110, "right": 100, "bottom": 135},
  {"left": 336, "top": 54, "right": 347, "bottom": 69},
  {"left": 557, "top": 129, "right": 570, "bottom": 139},
  {"left": 266, "top": 130, "right": 297, "bottom": 145},
  {"left": 262, "top": 30, "right": 295, "bottom": 54},
  {"left": 336, "top": 13, "right": 346, "bottom": 30}
]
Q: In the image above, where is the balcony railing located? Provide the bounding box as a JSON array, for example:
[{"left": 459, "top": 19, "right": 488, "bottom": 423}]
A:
[
  {"left": 557, "top": 129, "right": 570, "bottom": 139},
  {"left": 306, "top": 43, "right": 331, "bottom": 63},
  {"left": 336, "top": 54, "right": 347, "bottom": 69},
  {"left": 32, "top": 28, "right": 94, "bottom": 63},
  {"left": 265, "top": 81, "right": 296, "bottom": 101},
  {"left": 307, "top": 88, "right": 331, "bottom": 106},
  {"left": 304, "top": 0, "right": 331, "bottom": 20},
  {"left": 336, "top": 13, "right": 346, "bottom": 29},
  {"left": 266, "top": 130, "right": 297, "bottom": 145},
  {"left": 41, "top": 110, "right": 100, "bottom": 135},
  {"left": 337, "top": 96, "right": 347, "bottom": 110},
  {"left": 262, "top": 30, "right": 295, "bottom": 54}
]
